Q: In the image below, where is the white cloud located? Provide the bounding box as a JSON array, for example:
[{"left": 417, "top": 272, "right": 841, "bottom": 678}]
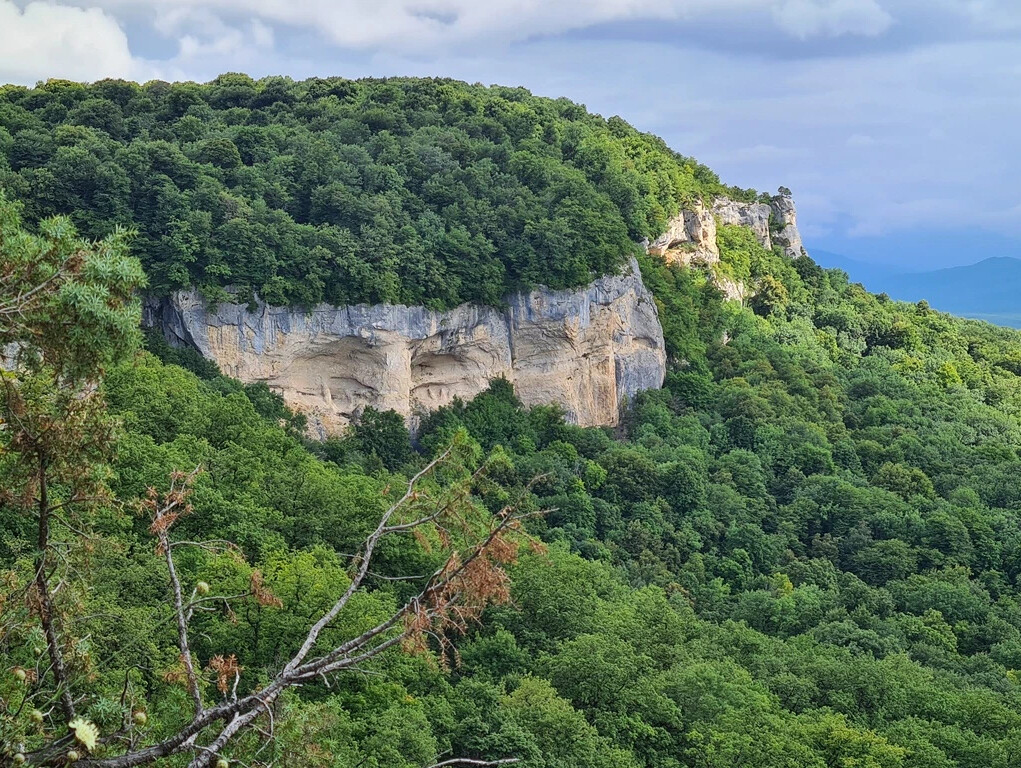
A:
[
  {"left": 0, "top": 0, "right": 285, "bottom": 86},
  {"left": 251, "top": 19, "right": 274, "bottom": 48},
  {"left": 177, "top": 20, "right": 273, "bottom": 60},
  {"left": 772, "top": 0, "right": 893, "bottom": 39},
  {"left": 951, "top": 0, "right": 1021, "bottom": 31},
  {"left": 0, "top": 1, "right": 143, "bottom": 83},
  {"left": 90, "top": 0, "right": 688, "bottom": 49},
  {"left": 67, "top": 0, "right": 899, "bottom": 53}
]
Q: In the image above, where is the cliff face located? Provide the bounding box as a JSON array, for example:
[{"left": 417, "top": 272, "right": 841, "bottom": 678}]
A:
[
  {"left": 145, "top": 257, "right": 666, "bottom": 437},
  {"left": 712, "top": 198, "right": 773, "bottom": 247},
  {"left": 645, "top": 201, "right": 746, "bottom": 302},
  {"left": 710, "top": 188, "right": 806, "bottom": 258},
  {"left": 145, "top": 189, "right": 807, "bottom": 436},
  {"left": 647, "top": 201, "right": 719, "bottom": 266},
  {"left": 769, "top": 189, "right": 806, "bottom": 259},
  {"left": 648, "top": 188, "right": 807, "bottom": 301}
]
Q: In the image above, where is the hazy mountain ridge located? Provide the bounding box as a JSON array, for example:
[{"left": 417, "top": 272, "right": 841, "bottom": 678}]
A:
[{"left": 813, "top": 250, "right": 1021, "bottom": 328}]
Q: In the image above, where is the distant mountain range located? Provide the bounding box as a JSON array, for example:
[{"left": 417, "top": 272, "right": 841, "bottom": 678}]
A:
[{"left": 811, "top": 250, "right": 1021, "bottom": 328}]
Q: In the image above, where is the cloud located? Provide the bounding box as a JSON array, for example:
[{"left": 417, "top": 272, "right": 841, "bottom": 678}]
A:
[
  {"left": 84, "top": 0, "right": 697, "bottom": 50},
  {"left": 846, "top": 197, "right": 965, "bottom": 237},
  {"left": 175, "top": 19, "right": 274, "bottom": 61},
  {"left": 982, "top": 202, "right": 1021, "bottom": 230},
  {"left": 0, "top": 1, "right": 143, "bottom": 82},
  {"left": 949, "top": 0, "right": 1021, "bottom": 32},
  {"left": 0, "top": 0, "right": 283, "bottom": 85},
  {"left": 57, "top": 0, "right": 904, "bottom": 55},
  {"left": 772, "top": 0, "right": 893, "bottom": 39}
]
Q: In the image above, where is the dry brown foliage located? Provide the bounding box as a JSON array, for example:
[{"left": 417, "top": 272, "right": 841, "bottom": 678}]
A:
[
  {"left": 207, "top": 654, "right": 243, "bottom": 694},
  {"left": 15, "top": 442, "right": 538, "bottom": 768}
]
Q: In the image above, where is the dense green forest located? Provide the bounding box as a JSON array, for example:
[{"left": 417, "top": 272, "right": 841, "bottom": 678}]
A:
[
  {"left": 5, "top": 77, "right": 1021, "bottom": 768},
  {"left": 0, "top": 75, "right": 750, "bottom": 309}
]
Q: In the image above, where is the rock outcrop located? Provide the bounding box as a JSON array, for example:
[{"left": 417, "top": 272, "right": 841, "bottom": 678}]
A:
[
  {"left": 645, "top": 188, "right": 808, "bottom": 304},
  {"left": 712, "top": 198, "right": 773, "bottom": 249},
  {"left": 769, "top": 187, "right": 806, "bottom": 259},
  {"left": 144, "top": 258, "right": 666, "bottom": 437},
  {"left": 646, "top": 202, "right": 719, "bottom": 266},
  {"left": 710, "top": 188, "right": 808, "bottom": 258}
]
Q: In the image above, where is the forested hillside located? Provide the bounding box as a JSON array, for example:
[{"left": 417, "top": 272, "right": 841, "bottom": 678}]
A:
[
  {"left": 0, "top": 75, "right": 750, "bottom": 308},
  {"left": 5, "top": 77, "right": 1021, "bottom": 768}
]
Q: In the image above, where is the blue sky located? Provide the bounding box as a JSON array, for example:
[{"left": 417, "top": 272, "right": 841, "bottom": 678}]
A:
[{"left": 1, "top": 0, "right": 1019, "bottom": 270}]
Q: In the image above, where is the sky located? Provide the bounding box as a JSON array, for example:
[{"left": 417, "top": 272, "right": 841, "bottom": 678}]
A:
[{"left": 1, "top": 0, "right": 1019, "bottom": 270}]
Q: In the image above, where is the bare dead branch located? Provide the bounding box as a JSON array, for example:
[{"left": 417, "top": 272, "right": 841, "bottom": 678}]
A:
[
  {"left": 25, "top": 447, "right": 537, "bottom": 768},
  {"left": 148, "top": 467, "right": 204, "bottom": 717},
  {"left": 280, "top": 443, "right": 455, "bottom": 676},
  {"left": 186, "top": 700, "right": 270, "bottom": 768},
  {"left": 33, "top": 450, "right": 76, "bottom": 723},
  {"left": 170, "top": 539, "right": 240, "bottom": 553}
]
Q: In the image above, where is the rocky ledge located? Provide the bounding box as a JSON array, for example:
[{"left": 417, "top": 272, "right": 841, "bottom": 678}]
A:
[
  {"left": 645, "top": 187, "right": 808, "bottom": 300},
  {"left": 144, "top": 257, "right": 666, "bottom": 437},
  {"left": 649, "top": 187, "right": 807, "bottom": 263}
]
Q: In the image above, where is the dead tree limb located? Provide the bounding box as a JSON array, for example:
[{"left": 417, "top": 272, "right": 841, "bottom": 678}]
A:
[{"left": 23, "top": 443, "right": 534, "bottom": 768}]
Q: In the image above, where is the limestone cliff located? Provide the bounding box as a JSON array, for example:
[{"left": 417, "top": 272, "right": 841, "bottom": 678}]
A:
[
  {"left": 145, "top": 188, "right": 806, "bottom": 436},
  {"left": 646, "top": 201, "right": 719, "bottom": 266},
  {"left": 644, "top": 204, "right": 743, "bottom": 303},
  {"left": 769, "top": 188, "right": 807, "bottom": 259},
  {"left": 710, "top": 188, "right": 807, "bottom": 259},
  {"left": 144, "top": 257, "right": 666, "bottom": 437},
  {"left": 644, "top": 188, "right": 807, "bottom": 303},
  {"left": 712, "top": 197, "right": 773, "bottom": 248}
]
